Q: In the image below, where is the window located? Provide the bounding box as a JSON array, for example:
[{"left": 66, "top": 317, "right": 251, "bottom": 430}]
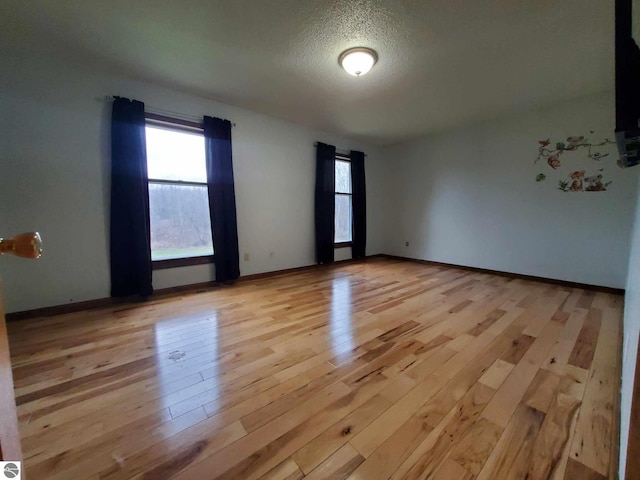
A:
[
  {"left": 335, "top": 157, "right": 352, "bottom": 245},
  {"left": 145, "top": 118, "right": 214, "bottom": 268}
]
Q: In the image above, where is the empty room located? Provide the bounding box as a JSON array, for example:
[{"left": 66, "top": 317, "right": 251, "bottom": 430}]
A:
[{"left": 2, "top": 1, "right": 640, "bottom": 479}]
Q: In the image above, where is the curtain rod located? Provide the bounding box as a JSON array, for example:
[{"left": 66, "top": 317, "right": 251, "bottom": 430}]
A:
[
  {"left": 313, "top": 142, "right": 368, "bottom": 157},
  {"left": 103, "top": 96, "right": 236, "bottom": 127}
]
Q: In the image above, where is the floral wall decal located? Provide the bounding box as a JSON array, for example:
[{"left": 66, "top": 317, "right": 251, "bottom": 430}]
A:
[{"left": 534, "top": 132, "right": 616, "bottom": 192}]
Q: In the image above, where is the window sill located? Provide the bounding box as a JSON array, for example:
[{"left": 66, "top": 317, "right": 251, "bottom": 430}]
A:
[
  {"left": 334, "top": 242, "right": 353, "bottom": 249},
  {"left": 152, "top": 255, "right": 215, "bottom": 270}
]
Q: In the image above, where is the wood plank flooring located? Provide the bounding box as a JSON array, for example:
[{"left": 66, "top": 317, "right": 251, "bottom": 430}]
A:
[{"left": 6, "top": 258, "right": 622, "bottom": 479}]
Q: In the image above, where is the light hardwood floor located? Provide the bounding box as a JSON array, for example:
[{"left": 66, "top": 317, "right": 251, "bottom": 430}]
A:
[{"left": 7, "top": 258, "right": 622, "bottom": 479}]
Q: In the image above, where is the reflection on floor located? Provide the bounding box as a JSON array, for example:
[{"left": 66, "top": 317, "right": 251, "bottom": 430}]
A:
[{"left": 7, "top": 257, "right": 622, "bottom": 479}]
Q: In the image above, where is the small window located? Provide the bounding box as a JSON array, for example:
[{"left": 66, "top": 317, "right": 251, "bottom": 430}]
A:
[
  {"left": 145, "top": 123, "right": 214, "bottom": 266},
  {"left": 335, "top": 158, "right": 352, "bottom": 244}
]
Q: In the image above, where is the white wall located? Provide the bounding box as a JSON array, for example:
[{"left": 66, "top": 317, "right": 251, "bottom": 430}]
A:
[
  {"left": 0, "top": 56, "right": 385, "bottom": 313},
  {"left": 620, "top": 179, "right": 640, "bottom": 479},
  {"left": 382, "top": 92, "right": 639, "bottom": 288}
]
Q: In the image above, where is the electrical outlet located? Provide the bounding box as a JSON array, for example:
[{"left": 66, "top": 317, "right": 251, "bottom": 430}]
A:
[
  {"left": 243, "top": 253, "right": 250, "bottom": 261},
  {"left": 405, "top": 241, "right": 409, "bottom": 247}
]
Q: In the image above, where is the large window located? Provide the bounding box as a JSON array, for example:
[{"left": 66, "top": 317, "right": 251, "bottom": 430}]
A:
[
  {"left": 334, "top": 157, "right": 352, "bottom": 244},
  {"left": 145, "top": 120, "right": 214, "bottom": 267}
]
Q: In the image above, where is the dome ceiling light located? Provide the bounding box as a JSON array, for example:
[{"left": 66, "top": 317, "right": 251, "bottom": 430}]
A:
[{"left": 339, "top": 47, "right": 378, "bottom": 77}]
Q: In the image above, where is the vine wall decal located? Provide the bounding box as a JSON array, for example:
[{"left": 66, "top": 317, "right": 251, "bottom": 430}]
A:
[{"left": 534, "top": 132, "right": 616, "bottom": 192}]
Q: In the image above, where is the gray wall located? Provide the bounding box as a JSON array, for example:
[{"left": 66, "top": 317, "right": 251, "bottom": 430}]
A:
[
  {"left": 381, "top": 92, "right": 639, "bottom": 288},
  {"left": 620, "top": 181, "right": 640, "bottom": 479},
  {"left": 0, "top": 56, "right": 385, "bottom": 312}
]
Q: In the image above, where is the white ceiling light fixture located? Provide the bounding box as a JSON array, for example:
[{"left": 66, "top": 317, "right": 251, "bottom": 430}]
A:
[{"left": 339, "top": 47, "right": 378, "bottom": 77}]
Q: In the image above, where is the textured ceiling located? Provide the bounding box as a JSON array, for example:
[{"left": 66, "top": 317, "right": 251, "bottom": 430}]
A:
[{"left": 1, "top": 0, "right": 615, "bottom": 145}]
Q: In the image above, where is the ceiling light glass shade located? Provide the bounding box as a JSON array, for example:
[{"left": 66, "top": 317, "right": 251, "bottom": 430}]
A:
[{"left": 339, "top": 48, "right": 377, "bottom": 77}]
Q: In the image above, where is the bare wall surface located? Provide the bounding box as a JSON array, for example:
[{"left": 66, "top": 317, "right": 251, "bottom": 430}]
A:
[
  {"left": 0, "top": 56, "right": 384, "bottom": 313},
  {"left": 620, "top": 180, "right": 640, "bottom": 479},
  {"left": 381, "top": 92, "right": 639, "bottom": 288}
]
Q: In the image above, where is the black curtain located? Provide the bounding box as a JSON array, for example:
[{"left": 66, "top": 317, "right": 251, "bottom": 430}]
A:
[
  {"left": 204, "top": 116, "right": 240, "bottom": 283},
  {"left": 315, "top": 142, "right": 336, "bottom": 264},
  {"left": 110, "top": 97, "right": 153, "bottom": 297},
  {"left": 350, "top": 150, "right": 367, "bottom": 259}
]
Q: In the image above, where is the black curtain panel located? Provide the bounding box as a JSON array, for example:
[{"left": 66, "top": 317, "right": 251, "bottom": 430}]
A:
[
  {"left": 204, "top": 116, "right": 240, "bottom": 283},
  {"left": 315, "top": 142, "right": 336, "bottom": 264},
  {"left": 110, "top": 97, "right": 153, "bottom": 297},
  {"left": 351, "top": 150, "right": 367, "bottom": 259}
]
